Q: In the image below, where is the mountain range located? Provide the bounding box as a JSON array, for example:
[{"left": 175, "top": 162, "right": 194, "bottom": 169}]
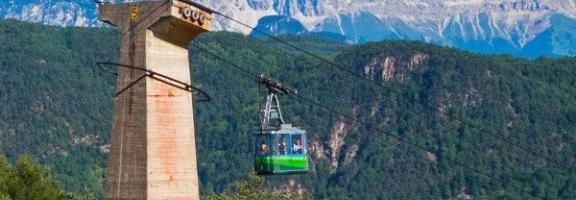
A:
[{"left": 1, "top": 0, "right": 576, "bottom": 57}]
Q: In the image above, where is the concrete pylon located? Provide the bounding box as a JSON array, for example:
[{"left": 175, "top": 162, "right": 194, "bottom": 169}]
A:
[{"left": 98, "top": 1, "right": 211, "bottom": 199}]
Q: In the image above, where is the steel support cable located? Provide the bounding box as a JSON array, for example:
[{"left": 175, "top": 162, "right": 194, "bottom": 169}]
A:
[
  {"left": 193, "top": 40, "right": 561, "bottom": 177},
  {"left": 99, "top": 1, "right": 576, "bottom": 135},
  {"left": 193, "top": 35, "right": 545, "bottom": 173},
  {"left": 85, "top": 1, "right": 568, "bottom": 197},
  {"left": 208, "top": 17, "right": 330, "bottom": 81},
  {"left": 192, "top": 40, "right": 568, "bottom": 186},
  {"left": 189, "top": 42, "right": 547, "bottom": 199},
  {"left": 191, "top": 42, "right": 548, "bottom": 198},
  {"left": 214, "top": 17, "right": 297, "bottom": 58},
  {"left": 90, "top": 0, "right": 570, "bottom": 176},
  {"left": 182, "top": 3, "right": 575, "bottom": 171},
  {"left": 213, "top": 10, "right": 576, "bottom": 133}
]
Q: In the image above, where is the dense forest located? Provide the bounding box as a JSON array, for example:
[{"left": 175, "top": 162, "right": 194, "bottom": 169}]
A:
[{"left": 0, "top": 19, "right": 575, "bottom": 199}]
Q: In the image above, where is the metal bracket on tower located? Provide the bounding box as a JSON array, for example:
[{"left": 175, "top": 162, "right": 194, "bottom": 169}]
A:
[{"left": 96, "top": 62, "right": 212, "bottom": 102}]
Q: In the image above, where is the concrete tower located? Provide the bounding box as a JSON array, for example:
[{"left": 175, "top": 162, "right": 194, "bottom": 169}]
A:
[{"left": 98, "top": 1, "right": 211, "bottom": 199}]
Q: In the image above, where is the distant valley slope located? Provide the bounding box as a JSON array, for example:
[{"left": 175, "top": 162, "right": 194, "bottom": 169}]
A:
[{"left": 1, "top": 0, "right": 576, "bottom": 58}]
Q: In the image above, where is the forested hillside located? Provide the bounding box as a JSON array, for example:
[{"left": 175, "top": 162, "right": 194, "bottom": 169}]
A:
[
  {"left": 0, "top": 19, "right": 575, "bottom": 199},
  {"left": 0, "top": 19, "right": 117, "bottom": 196}
]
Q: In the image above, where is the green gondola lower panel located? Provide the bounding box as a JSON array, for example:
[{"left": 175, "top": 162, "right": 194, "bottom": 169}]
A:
[{"left": 255, "top": 154, "right": 309, "bottom": 175}]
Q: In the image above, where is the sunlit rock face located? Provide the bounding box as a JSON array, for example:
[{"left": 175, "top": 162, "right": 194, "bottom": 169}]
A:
[{"left": 0, "top": 0, "right": 99, "bottom": 26}]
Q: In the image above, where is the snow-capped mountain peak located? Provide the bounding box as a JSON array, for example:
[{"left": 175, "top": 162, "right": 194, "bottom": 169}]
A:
[{"left": 1, "top": 0, "right": 575, "bottom": 57}]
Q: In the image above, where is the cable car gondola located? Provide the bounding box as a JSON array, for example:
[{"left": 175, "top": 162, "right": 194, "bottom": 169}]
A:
[{"left": 254, "top": 75, "right": 309, "bottom": 175}]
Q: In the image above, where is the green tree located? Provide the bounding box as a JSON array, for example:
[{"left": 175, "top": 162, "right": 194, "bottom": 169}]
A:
[
  {"left": 0, "top": 155, "right": 94, "bottom": 200},
  {"left": 204, "top": 173, "right": 307, "bottom": 200}
]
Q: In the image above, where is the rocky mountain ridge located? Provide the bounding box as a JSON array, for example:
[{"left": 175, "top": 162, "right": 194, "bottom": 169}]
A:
[{"left": 1, "top": 0, "right": 575, "bottom": 57}]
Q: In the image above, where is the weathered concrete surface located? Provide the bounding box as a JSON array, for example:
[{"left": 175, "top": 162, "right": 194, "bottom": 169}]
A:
[{"left": 99, "top": 1, "right": 211, "bottom": 199}]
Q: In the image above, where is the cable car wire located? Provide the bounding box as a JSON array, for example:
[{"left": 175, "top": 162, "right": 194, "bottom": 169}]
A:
[
  {"left": 189, "top": 42, "right": 547, "bottom": 199},
  {"left": 192, "top": 41, "right": 563, "bottom": 177},
  {"left": 190, "top": 37, "right": 567, "bottom": 175},
  {"left": 181, "top": 2, "right": 575, "bottom": 171},
  {"left": 88, "top": 0, "right": 571, "bottom": 192},
  {"left": 212, "top": 17, "right": 331, "bottom": 81},
  {"left": 212, "top": 11, "right": 576, "bottom": 131},
  {"left": 193, "top": 43, "right": 571, "bottom": 184}
]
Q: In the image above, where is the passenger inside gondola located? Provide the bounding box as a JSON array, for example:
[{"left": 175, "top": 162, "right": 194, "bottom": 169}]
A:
[
  {"left": 259, "top": 136, "right": 269, "bottom": 155},
  {"left": 293, "top": 136, "right": 303, "bottom": 154},
  {"left": 278, "top": 136, "right": 287, "bottom": 155}
]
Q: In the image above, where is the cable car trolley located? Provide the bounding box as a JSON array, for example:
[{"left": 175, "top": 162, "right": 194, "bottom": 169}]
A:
[{"left": 254, "top": 74, "right": 309, "bottom": 175}]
